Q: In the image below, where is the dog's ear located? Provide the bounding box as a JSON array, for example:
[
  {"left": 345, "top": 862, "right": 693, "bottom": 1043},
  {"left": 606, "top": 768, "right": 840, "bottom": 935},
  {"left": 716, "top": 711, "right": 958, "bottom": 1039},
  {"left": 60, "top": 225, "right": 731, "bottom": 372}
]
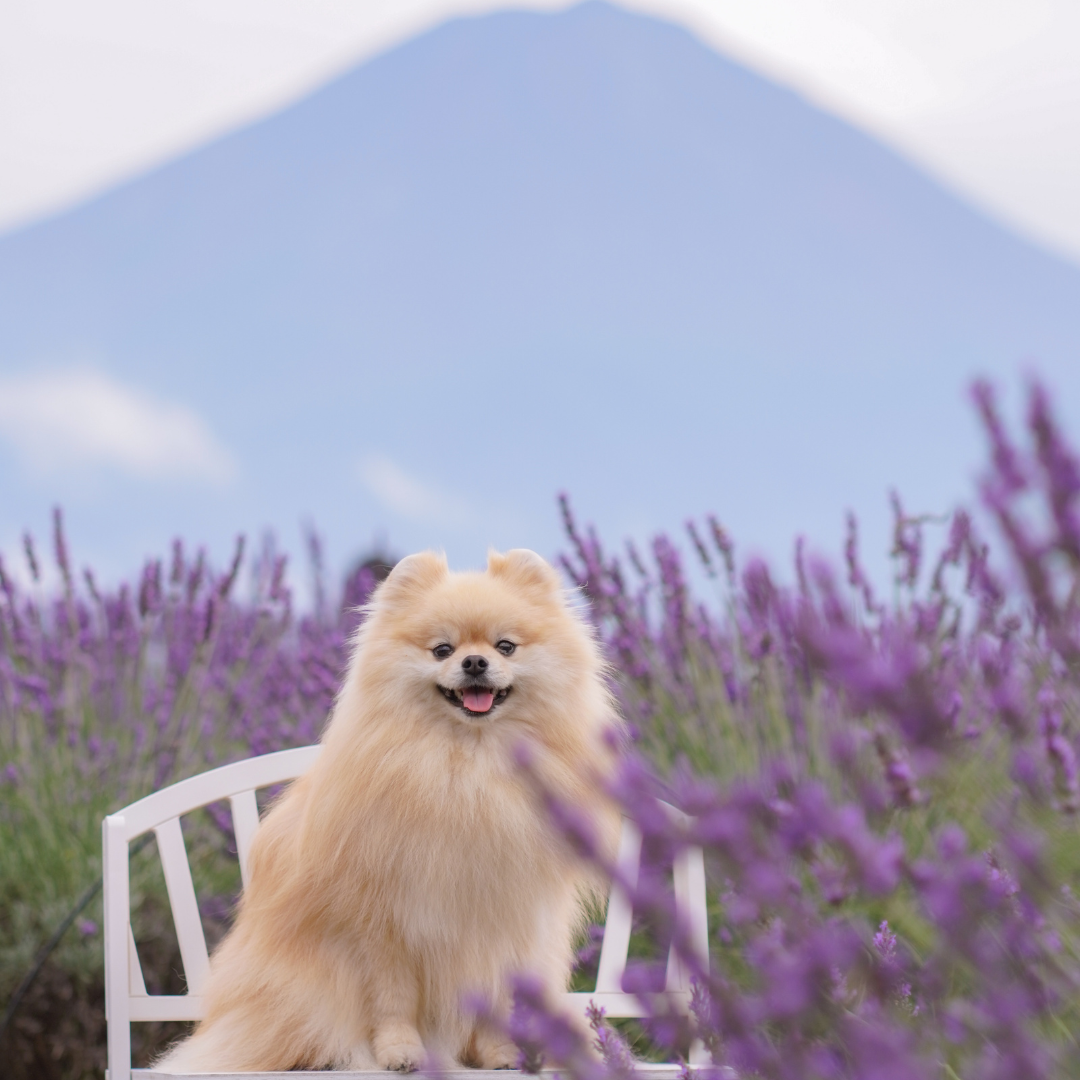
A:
[
  {"left": 487, "top": 549, "right": 561, "bottom": 597},
  {"left": 377, "top": 551, "right": 448, "bottom": 605}
]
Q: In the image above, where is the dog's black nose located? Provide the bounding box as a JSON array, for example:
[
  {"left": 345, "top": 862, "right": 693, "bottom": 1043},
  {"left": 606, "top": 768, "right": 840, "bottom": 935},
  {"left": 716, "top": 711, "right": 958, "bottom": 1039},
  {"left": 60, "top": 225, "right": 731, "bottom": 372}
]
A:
[{"left": 461, "top": 654, "right": 488, "bottom": 676}]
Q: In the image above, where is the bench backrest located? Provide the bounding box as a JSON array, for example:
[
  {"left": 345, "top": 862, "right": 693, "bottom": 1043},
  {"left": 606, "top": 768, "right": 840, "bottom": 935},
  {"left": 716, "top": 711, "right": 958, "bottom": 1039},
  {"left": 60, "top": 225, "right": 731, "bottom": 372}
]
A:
[{"left": 103, "top": 746, "right": 708, "bottom": 1079}]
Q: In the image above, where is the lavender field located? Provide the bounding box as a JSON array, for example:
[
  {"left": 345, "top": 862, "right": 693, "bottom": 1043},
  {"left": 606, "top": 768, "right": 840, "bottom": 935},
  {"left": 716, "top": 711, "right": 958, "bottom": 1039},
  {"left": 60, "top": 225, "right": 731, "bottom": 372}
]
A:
[{"left": 4, "top": 380, "right": 1080, "bottom": 1079}]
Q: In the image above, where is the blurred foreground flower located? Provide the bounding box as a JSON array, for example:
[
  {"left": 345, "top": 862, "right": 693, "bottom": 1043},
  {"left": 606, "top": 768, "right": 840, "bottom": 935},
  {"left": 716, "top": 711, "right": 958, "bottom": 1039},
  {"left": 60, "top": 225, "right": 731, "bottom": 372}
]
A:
[{"left": 515, "top": 381, "right": 1080, "bottom": 1078}]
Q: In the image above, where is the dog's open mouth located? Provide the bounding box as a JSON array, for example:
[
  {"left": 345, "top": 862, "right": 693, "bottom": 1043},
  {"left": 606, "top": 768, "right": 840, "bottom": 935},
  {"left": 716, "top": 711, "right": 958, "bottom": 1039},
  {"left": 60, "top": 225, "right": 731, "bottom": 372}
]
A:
[{"left": 437, "top": 684, "right": 512, "bottom": 716}]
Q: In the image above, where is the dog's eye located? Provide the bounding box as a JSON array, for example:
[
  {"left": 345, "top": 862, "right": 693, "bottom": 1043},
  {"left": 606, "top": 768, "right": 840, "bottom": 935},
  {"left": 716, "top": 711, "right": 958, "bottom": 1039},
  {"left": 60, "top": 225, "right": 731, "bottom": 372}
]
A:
[
  {"left": 432, "top": 643, "right": 453, "bottom": 660},
  {"left": 496, "top": 640, "right": 516, "bottom": 656}
]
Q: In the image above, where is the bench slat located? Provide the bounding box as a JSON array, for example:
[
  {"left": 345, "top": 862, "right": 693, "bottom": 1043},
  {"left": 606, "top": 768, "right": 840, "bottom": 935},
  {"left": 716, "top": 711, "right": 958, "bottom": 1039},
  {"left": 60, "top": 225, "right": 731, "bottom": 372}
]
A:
[
  {"left": 117, "top": 747, "right": 321, "bottom": 841},
  {"left": 128, "top": 926, "right": 147, "bottom": 997},
  {"left": 593, "top": 820, "right": 641, "bottom": 993},
  {"left": 228, "top": 789, "right": 261, "bottom": 890},
  {"left": 566, "top": 989, "right": 690, "bottom": 1017},
  {"left": 154, "top": 816, "right": 210, "bottom": 996},
  {"left": 667, "top": 844, "right": 707, "bottom": 992},
  {"left": 128, "top": 994, "right": 205, "bottom": 1022}
]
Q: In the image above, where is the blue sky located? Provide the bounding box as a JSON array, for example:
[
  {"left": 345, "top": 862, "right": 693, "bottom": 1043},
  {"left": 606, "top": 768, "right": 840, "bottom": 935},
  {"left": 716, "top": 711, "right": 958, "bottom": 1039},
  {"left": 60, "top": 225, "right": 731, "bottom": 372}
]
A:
[{"left": 0, "top": 2, "right": 1078, "bottom": 593}]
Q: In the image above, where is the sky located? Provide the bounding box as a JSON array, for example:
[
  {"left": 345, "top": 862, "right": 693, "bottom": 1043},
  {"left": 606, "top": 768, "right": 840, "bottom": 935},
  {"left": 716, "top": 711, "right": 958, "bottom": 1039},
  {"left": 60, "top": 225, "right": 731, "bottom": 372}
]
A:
[
  {"left": 1, "top": 0, "right": 1078, "bottom": 595},
  {"left": 2, "top": 0, "right": 1080, "bottom": 261}
]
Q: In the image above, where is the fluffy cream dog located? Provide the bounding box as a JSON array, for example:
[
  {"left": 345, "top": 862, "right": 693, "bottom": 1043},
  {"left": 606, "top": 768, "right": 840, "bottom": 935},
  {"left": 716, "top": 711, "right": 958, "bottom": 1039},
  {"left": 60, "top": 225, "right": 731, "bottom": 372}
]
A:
[{"left": 157, "top": 548, "right": 621, "bottom": 1072}]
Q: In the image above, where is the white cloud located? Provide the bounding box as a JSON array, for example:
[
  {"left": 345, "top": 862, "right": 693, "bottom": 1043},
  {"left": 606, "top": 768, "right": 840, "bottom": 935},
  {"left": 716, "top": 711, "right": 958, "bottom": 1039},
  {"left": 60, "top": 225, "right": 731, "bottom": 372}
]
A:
[
  {"left": 649, "top": 0, "right": 1080, "bottom": 261},
  {"left": 358, "top": 454, "right": 464, "bottom": 527},
  {"left": 0, "top": 367, "right": 237, "bottom": 484}
]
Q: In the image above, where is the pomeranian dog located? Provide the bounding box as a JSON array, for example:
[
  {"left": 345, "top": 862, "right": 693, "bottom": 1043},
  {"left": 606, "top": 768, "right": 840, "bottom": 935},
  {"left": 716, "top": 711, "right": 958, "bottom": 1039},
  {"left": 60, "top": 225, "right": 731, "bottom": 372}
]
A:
[{"left": 156, "top": 548, "right": 621, "bottom": 1072}]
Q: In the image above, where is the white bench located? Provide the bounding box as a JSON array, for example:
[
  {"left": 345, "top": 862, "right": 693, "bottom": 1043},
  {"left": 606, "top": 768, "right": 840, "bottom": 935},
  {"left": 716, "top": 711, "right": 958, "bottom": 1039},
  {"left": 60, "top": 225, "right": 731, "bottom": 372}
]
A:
[{"left": 103, "top": 746, "right": 709, "bottom": 1079}]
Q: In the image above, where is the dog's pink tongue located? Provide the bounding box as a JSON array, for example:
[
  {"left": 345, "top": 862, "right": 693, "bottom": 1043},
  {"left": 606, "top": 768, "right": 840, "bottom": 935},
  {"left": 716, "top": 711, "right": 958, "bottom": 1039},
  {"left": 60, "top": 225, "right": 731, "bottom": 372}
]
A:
[{"left": 463, "top": 688, "right": 495, "bottom": 713}]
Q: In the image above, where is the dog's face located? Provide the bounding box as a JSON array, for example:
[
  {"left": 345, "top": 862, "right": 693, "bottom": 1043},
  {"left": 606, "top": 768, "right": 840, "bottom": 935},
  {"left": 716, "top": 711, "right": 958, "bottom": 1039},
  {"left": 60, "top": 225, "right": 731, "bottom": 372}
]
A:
[
  {"left": 432, "top": 635, "right": 515, "bottom": 720},
  {"left": 365, "top": 548, "right": 584, "bottom": 727}
]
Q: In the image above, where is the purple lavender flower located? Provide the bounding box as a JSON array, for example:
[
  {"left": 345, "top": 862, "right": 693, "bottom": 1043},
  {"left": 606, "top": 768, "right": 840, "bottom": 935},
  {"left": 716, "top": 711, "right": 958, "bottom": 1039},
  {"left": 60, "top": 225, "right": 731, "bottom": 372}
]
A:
[
  {"left": 845, "top": 512, "right": 882, "bottom": 617},
  {"left": 706, "top": 515, "right": 736, "bottom": 586},
  {"left": 889, "top": 490, "right": 924, "bottom": 590},
  {"left": 546, "top": 379, "right": 1080, "bottom": 1079},
  {"left": 585, "top": 1003, "right": 636, "bottom": 1078},
  {"left": 52, "top": 507, "right": 73, "bottom": 597},
  {"left": 22, "top": 531, "right": 40, "bottom": 582}
]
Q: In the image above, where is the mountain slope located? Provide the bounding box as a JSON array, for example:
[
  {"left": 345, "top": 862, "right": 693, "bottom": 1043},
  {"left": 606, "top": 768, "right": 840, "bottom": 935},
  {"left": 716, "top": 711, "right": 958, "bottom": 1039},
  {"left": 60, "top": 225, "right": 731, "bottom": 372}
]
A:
[{"left": 0, "top": 1, "right": 1077, "bottom": 575}]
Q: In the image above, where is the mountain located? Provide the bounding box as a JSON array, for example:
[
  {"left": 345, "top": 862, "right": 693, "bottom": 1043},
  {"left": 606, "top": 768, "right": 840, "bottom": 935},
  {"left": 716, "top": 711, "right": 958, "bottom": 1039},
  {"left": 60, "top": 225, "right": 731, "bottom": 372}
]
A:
[{"left": 0, "top": 1, "right": 1078, "bottom": 582}]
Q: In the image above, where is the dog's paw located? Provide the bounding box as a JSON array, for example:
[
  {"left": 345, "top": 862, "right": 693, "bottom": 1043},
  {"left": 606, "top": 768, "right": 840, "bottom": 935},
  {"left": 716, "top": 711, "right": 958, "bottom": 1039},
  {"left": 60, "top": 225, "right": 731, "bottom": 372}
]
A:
[
  {"left": 376, "top": 1041, "right": 425, "bottom": 1072},
  {"left": 477, "top": 1040, "right": 521, "bottom": 1070},
  {"left": 373, "top": 1022, "right": 426, "bottom": 1073}
]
